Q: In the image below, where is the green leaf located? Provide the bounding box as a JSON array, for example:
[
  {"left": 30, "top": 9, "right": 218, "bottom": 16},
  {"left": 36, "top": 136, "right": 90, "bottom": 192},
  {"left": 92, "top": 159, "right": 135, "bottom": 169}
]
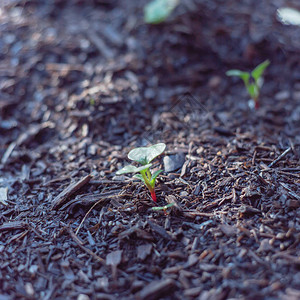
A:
[
  {"left": 128, "top": 143, "right": 166, "bottom": 165},
  {"left": 144, "top": 0, "right": 179, "bottom": 24},
  {"left": 251, "top": 60, "right": 270, "bottom": 81},
  {"left": 152, "top": 203, "right": 174, "bottom": 211},
  {"left": 247, "top": 84, "right": 259, "bottom": 100},
  {"left": 150, "top": 169, "right": 163, "bottom": 186},
  {"left": 116, "top": 163, "right": 152, "bottom": 175},
  {"left": 133, "top": 174, "right": 146, "bottom": 183},
  {"left": 226, "top": 70, "right": 250, "bottom": 84}
]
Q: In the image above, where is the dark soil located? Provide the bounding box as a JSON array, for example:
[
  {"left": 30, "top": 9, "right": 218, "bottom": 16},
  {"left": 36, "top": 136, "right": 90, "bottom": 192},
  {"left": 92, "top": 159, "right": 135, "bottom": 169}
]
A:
[{"left": 0, "top": 0, "right": 300, "bottom": 299}]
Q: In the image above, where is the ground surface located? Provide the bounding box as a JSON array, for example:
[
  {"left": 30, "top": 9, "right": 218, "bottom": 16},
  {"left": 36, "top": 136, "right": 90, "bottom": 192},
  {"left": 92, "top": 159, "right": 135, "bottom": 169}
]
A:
[{"left": 0, "top": 0, "right": 300, "bottom": 299}]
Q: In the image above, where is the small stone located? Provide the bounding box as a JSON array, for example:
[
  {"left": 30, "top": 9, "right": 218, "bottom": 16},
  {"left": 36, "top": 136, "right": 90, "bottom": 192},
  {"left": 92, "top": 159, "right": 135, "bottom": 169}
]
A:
[
  {"left": 106, "top": 250, "right": 122, "bottom": 267},
  {"left": 208, "top": 76, "right": 221, "bottom": 89},
  {"left": 29, "top": 265, "right": 39, "bottom": 275},
  {"left": 139, "top": 279, "right": 175, "bottom": 300},
  {"left": 270, "top": 281, "right": 282, "bottom": 291},
  {"left": 184, "top": 286, "right": 202, "bottom": 297},
  {"left": 112, "top": 175, "right": 127, "bottom": 181},
  {"left": 276, "top": 232, "right": 285, "bottom": 240},
  {"left": 293, "top": 91, "right": 300, "bottom": 101},
  {"left": 95, "top": 277, "right": 109, "bottom": 292},
  {"left": 287, "top": 199, "right": 299, "bottom": 208},
  {"left": 25, "top": 283, "right": 34, "bottom": 297},
  {"left": 144, "top": 88, "right": 155, "bottom": 99},
  {"left": 275, "top": 90, "right": 290, "bottom": 101},
  {"left": 257, "top": 239, "right": 273, "bottom": 253},
  {"left": 163, "top": 153, "right": 185, "bottom": 173},
  {"left": 219, "top": 224, "right": 237, "bottom": 237},
  {"left": 77, "top": 294, "right": 90, "bottom": 300},
  {"left": 131, "top": 280, "right": 144, "bottom": 293},
  {"left": 137, "top": 244, "right": 152, "bottom": 260},
  {"left": 88, "top": 144, "right": 97, "bottom": 156},
  {"left": 180, "top": 191, "right": 188, "bottom": 197}
]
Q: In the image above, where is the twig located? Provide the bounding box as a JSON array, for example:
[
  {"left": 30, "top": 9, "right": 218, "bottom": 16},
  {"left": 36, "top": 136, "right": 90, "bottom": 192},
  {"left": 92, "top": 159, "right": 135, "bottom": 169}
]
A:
[
  {"left": 51, "top": 174, "right": 93, "bottom": 209},
  {"left": 279, "top": 182, "right": 300, "bottom": 200},
  {"left": 67, "top": 227, "right": 106, "bottom": 265},
  {"left": 268, "top": 147, "right": 292, "bottom": 168},
  {"left": 75, "top": 199, "right": 105, "bottom": 235},
  {"left": 86, "top": 28, "right": 113, "bottom": 59}
]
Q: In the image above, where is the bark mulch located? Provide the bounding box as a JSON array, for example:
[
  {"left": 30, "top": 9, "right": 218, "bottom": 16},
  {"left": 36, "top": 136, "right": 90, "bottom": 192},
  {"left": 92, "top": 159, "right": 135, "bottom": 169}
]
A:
[{"left": 0, "top": 0, "right": 299, "bottom": 299}]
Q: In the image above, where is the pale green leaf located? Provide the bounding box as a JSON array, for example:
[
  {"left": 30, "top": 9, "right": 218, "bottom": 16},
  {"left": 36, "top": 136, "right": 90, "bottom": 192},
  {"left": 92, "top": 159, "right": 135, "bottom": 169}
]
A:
[
  {"left": 144, "top": 0, "right": 179, "bottom": 24},
  {"left": 152, "top": 203, "right": 174, "bottom": 211},
  {"left": 226, "top": 70, "right": 250, "bottom": 86},
  {"left": 128, "top": 143, "right": 166, "bottom": 165},
  {"left": 251, "top": 60, "right": 270, "bottom": 81},
  {"left": 133, "top": 174, "right": 145, "bottom": 183},
  {"left": 116, "top": 163, "right": 152, "bottom": 175},
  {"left": 247, "top": 84, "right": 259, "bottom": 100},
  {"left": 150, "top": 169, "right": 163, "bottom": 186}
]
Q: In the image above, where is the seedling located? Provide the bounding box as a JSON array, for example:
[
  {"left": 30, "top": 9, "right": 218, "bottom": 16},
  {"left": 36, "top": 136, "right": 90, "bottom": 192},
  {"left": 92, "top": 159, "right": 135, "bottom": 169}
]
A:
[
  {"left": 116, "top": 143, "right": 166, "bottom": 202},
  {"left": 226, "top": 60, "right": 270, "bottom": 109},
  {"left": 152, "top": 203, "right": 174, "bottom": 215},
  {"left": 144, "top": 0, "right": 179, "bottom": 24}
]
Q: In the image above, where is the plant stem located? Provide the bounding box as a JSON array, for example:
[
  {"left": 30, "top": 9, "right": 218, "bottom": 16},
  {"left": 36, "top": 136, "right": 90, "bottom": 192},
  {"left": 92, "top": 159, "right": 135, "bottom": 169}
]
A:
[
  {"left": 141, "top": 170, "right": 157, "bottom": 202},
  {"left": 150, "top": 190, "right": 157, "bottom": 202},
  {"left": 146, "top": 169, "right": 152, "bottom": 181}
]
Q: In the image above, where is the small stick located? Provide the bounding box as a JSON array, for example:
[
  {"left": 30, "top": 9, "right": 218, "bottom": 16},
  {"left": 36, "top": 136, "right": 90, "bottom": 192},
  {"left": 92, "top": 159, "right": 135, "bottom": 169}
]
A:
[
  {"left": 75, "top": 199, "right": 105, "bottom": 235},
  {"left": 268, "top": 147, "right": 292, "bottom": 168},
  {"left": 252, "top": 150, "right": 257, "bottom": 166},
  {"left": 86, "top": 28, "right": 113, "bottom": 59},
  {"left": 67, "top": 227, "right": 105, "bottom": 265},
  {"left": 51, "top": 174, "right": 93, "bottom": 209}
]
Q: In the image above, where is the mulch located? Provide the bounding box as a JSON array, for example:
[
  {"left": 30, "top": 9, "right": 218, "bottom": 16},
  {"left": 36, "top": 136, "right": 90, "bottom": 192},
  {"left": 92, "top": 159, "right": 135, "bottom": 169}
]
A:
[{"left": 0, "top": 0, "right": 299, "bottom": 299}]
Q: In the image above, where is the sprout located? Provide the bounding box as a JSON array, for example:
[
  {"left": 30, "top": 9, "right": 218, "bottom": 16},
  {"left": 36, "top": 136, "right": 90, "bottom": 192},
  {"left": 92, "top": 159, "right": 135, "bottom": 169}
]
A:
[
  {"left": 116, "top": 143, "right": 166, "bottom": 202},
  {"left": 144, "top": 0, "right": 179, "bottom": 24},
  {"left": 226, "top": 60, "right": 270, "bottom": 109}
]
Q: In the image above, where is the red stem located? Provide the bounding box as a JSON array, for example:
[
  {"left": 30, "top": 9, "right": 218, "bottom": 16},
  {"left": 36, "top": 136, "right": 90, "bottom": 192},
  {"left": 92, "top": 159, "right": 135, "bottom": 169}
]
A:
[{"left": 150, "top": 190, "right": 157, "bottom": 202}]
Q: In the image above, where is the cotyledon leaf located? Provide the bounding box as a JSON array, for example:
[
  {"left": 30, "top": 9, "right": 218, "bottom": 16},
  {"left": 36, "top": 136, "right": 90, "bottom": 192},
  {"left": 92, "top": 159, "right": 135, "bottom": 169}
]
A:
[
  {"left": 128, "top": 143, "right": 166, "bottom": 165},
  {"left": 116, "top": 164, "right": 152, "bottom": 175}
]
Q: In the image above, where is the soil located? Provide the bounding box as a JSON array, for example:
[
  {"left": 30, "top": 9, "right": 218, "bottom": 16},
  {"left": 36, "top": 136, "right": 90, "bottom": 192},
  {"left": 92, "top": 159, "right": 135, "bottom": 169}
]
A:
[{"left": 0, "top": 0, "right": 300, "bottom": 299}]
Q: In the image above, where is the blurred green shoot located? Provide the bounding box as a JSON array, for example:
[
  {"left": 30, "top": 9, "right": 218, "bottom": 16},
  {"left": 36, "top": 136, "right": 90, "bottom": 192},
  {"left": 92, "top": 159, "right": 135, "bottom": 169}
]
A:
[
  {"left": 226, "top": 60, "right": 270, "bottom": 109},
  {"left": 144, "top": 0, "right": 179, "bottom": 24}
]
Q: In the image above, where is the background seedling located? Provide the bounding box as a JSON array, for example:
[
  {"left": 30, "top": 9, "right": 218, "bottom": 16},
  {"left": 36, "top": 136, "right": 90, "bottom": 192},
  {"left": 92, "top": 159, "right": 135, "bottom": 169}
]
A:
[
  {"left": 144, "top": 0, "right": 179, "bottom": 24},
  {"left": 226, "top": 60, "right": 270, "bottom": 109},
  {"left": 116, "top": 143, "right": 166, "bottom": 202},
  {"left": 151, "top": 203, "right": 174, "bottom": 215}
]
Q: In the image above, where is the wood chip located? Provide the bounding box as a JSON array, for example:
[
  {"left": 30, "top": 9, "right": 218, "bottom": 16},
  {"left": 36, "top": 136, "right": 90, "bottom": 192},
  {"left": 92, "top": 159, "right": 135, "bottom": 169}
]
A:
[
  {"left": 137, "top": 244, "right": 152, "bottom": 261},
  {"left": 147, "top": 220, "right": 172, "bottom": 240},
  {"left": 0, "top": 221, "right": 28, "bottom": 232},
  {"left": 51, "top": 174, "right": 93, "bottom": 209},
  {"left": 138, "top": 278, "right": 176, "bottom": 300}
]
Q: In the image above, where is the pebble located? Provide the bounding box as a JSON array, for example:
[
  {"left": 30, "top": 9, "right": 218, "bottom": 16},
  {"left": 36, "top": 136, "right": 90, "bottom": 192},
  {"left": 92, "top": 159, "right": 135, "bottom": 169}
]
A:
[
  {"left": 274, "top": 90, "right": 290, "bottom": 101},
  {"left": 77, "top": 294, "right": 90, "bottom": 300},
  {"left": 292, "top": 91, "right": 300, "bottom": 101},
  {"left": 163, "top": 153, "right": 185, "bottom": 172},
  {"left": 25, "top": 283, "right": 35, "bottom": 297},
  {"left": 287, "top": 199, "right": 299, "bottom": 208},
  {"left": 180, "top": 191, "right": 189, "bottom": 197},
  {"left": 208, "top": 76, "right": 222, "bottom": 89}
]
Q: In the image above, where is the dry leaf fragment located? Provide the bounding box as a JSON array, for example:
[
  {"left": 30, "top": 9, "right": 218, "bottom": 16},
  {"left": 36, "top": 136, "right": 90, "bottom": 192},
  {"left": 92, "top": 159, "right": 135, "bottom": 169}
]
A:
[
  {"left": 106, "top": 250, "right": 122, "bottom": 267},
  {"left": 0, "top": 187, "right": 8, "bottom": 205},
  {"left": 137, "top": 244, "right": 152, "bottom": 260}
]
